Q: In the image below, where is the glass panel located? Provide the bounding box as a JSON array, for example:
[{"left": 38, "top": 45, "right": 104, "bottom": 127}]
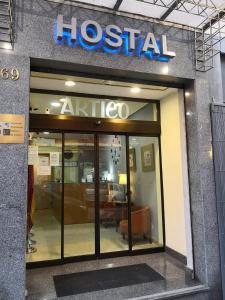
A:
[
  {"left": 26, "top": 132, "right": 62, "bottom": 262},
  {"left": 99, "top": 134, "right": 128, "bottom": 253},
  {"left": 128, "top": 136, "right": 163, "bottom": 250},
  {"left": 64, "top": 133, "right": 95, "bottom": 257},
  {"left": 30, "top": 93, "right": 158, "bottom": 122}
]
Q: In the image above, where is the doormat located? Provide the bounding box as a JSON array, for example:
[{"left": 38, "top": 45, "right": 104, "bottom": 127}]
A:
[{"left": 53, "top": 263, "right": 164, "bottom": 297}]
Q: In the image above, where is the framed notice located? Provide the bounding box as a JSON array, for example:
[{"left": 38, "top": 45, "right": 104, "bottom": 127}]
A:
[
  {"left": 28, "top": 145, "right": 38, "bottom": 165},
  {"left": 129, "top": 148, "right": 136, "bottom": 171},
  {"left": 50, "top": 152, "right": 60, "bottom": 166},
  {"left": 0, "top": 114, "right": 25, "bottom": 144},
  {"left": 37, "top": 166, "right": 51, "bottom": 176},
  {"left": 141, "top": 144, "right": 155, "bottom": 172}
]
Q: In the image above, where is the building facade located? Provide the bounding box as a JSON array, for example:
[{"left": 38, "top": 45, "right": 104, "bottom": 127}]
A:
[{"left": 0, "top": 0, "right": 224, "bottom": 299}]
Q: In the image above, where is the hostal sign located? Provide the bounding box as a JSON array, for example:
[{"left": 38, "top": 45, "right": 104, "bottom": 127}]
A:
[{"left": 55, "top": 15, "right": 176, "bottom": 62}]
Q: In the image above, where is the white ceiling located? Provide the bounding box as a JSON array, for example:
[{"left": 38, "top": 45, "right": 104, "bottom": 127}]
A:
[
  {"left": 30, "top": 72, "right": 176, "bottom": 100},
  {"left": 30, "top": 72, "right": 177, "bottom": 118}
]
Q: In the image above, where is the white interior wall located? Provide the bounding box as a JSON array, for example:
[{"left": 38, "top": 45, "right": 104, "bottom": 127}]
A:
[{"left": 160, "top": 90, "right": 193, "bottom": 267}]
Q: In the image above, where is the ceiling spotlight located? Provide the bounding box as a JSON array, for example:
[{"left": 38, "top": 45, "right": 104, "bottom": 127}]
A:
[
  {"left": 51, "top": 102, "right": 61, "bottom": 107},
  {"left": 131, "top": 87, "right": 141, "bottom": 93},
  {"left": 60, "top": 98, "right": 67, "bottom": 102},
  {"left": 65, "top": 81, "right": 76, "bottom": 87},
  {"left": 162, "top": 65, "right": 169, "bottom": 75},
  {"left": 2, "top": 42, "right": 12, "bottom": 50},
  {"left": 43, "top": 132, "right": 50, "bottom": 135}
]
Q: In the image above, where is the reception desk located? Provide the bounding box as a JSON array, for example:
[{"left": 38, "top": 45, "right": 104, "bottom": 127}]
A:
[{"left": 52, "top": 183, "right": 109, "bottom": 225}]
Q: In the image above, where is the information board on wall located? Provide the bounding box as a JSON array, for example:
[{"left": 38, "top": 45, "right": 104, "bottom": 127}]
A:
[{"left": 0, "top": 114, "right": 25, "bottom": 144}]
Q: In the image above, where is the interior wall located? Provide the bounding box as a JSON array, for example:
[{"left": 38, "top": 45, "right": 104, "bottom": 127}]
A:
[{"left": 160, "top": 90, "right": 190, "bottom": 257}]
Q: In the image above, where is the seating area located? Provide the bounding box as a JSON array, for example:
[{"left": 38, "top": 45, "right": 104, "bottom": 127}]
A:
[{"left": 119, "top": 207, "right": 151, "bottom": 242}]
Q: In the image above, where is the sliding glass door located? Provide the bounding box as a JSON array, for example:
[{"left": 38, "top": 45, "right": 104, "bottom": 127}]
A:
[
  {"left": 64, "top": 133, "right": 95, "bottom": 257},
  {"left": 98, "top": 134, "right": 129, "bottom": 253},
  {"left": 27, "top": 132, "right": 62, "bottom": 263},
  {"left": 27, "top": 131, "right": 164, "bottom": 264}
]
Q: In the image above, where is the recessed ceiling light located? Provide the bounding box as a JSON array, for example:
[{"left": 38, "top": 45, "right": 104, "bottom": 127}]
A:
[
  {"left": 43, "top": 132, "right": 50, "bottom": 135},
  {"left": 51, "top": 102, "right": 61, "bottom": 107},
  {"left": 131, "top": 87, "right": 141, "bottom": 93},
  {"left": 60, "top": 98, "right": 67, "bottom": 102},
  {"left": 65, "top": 81, "right": 76, "bottom": 87},
  {"left": 162, "top": 65, "right": 169, "bottom": 74},
  {"left": 2, "top": 42, "right": 12, "bottom": 50}
]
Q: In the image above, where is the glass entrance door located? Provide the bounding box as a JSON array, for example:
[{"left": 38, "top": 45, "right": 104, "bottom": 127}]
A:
[
  {"left": 64, "top": 133, "right": 95, "bottom": 257},
  {"left": 98, "top": 134, "right": 129, "bottom": 253},
  {"left": 27, "top": 132, "right": 62, "bottom": 263},
  {"left": 27, "top": 131, "right": 164, "bottom": 265}
]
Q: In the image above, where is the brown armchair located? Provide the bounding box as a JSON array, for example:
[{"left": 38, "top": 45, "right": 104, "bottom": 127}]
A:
[{"left": 119, "top": 206, "right": 151, "bottom": 241}]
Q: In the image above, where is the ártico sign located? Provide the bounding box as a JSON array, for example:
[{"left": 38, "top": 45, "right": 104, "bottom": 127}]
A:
[
  {"left": 60, "top": 98, "right": 130, "bottom": 119},
  {"left": 55, "top": 15, "right": 176, "bottom": 62}
]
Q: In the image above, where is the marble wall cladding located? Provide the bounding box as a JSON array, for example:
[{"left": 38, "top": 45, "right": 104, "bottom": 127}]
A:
[
  {"left": 184, "top": 75, "right": 222, "bottom": 299},
  {"left": 221, "top": 55, "right": 225, "bottom": 101},
  {"left": 13, "top": 0, "right": 195, "bottom": 80},
  {"left": 0, "top": 53, "right": 30, "bottom": 300},
  {"left": 211, "top": 104, "right": 225, "bottom": 299}
]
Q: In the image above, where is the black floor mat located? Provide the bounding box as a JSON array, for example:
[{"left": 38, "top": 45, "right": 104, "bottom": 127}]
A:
[{"left": 53, "top": 263, "right": 164, "bottom": 297}]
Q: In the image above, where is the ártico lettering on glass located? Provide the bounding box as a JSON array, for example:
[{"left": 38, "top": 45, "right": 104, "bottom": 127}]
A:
[
  {"left": 61, "top": 98, "right": 129, "bottom": 119},
  {"left": 55, "top": 15, "right": 176, "bottom": 62},
  {"left": 30, "top": 93, "right": 158, "bottom": 122}
]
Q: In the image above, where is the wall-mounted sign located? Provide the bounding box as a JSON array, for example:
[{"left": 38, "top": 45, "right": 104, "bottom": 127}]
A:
[
  {"left": 37, "top": 166, "right": 51, "bottom": 176},
  {"left": 0, "top": 114, "right": 25, "bottom": 144},
  {"left": 50, "top": 152, "right": 60, "bottom": 166},
  {"left": 28, "top": 145, "right": 38, "bottom": 165},
  {"left": 55, "top": 15, "right": 176, "bottom": 62},
  {"left": 0, "top": 67, "right": 20, "bottom": 81}
]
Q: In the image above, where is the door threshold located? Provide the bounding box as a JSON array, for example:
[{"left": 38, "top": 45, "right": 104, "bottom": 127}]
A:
[{"left": 127, "top": 284, "right": 209, "bottom": 300}]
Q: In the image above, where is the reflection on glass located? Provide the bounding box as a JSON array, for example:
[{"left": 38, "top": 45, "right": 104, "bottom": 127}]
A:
[
  {"left": 126, "top": 136, "right": 163, "bottom": 250},
  {"left": 99, "top": 135, "right": 128, "bottom": 253},
  {"left": 64, "top": 134, "right": 95, "bottom": 257},
  {"left": 30, "top": 93, "right": 157, "bottom": 122},
  {"left": 26, "top": 132, "right": 62, "bottom": 262}
]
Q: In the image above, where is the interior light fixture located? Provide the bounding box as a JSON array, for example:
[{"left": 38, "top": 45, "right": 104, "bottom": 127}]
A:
[
  {"left": 130, "top": 87, "right": 141, "bottom": 93},
  {"left": 60, "top": 98, "right": 67, "bottom": 102},
  {"left": 65, "top": 80, "right": 76, "bottom": 87},
  {"left": 185, "top": 92, "right": 190, "bottom": 97},
  {"left": 43, "top": 132, "right": 50, "bottom": 135},
  {"left": 51, "top": 102, "right": 61, "bottom": 107},
  {"left": 1, "top": 42, "right": 12, "bottom": 50},
  {"left": 162, "top": 65, "right": 169, "bottom": 75}
]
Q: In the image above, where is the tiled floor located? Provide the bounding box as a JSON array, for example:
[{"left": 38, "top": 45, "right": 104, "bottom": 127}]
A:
[
  {"left": 27, "top": 209, "right": 160, "bottom": 262},
  {"left": 26, "top": 253, "right": 201, "bottom": 300}
]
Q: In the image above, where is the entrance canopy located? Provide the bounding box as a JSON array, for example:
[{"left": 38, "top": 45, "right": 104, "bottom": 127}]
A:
[{"left": 54, "top": 0, "right": 225, "bottom": 29}]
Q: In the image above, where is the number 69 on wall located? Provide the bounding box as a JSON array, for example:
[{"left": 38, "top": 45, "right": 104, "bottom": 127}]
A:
[{"left": 0, "top": 68, "right": 20, "bottom": 81}]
